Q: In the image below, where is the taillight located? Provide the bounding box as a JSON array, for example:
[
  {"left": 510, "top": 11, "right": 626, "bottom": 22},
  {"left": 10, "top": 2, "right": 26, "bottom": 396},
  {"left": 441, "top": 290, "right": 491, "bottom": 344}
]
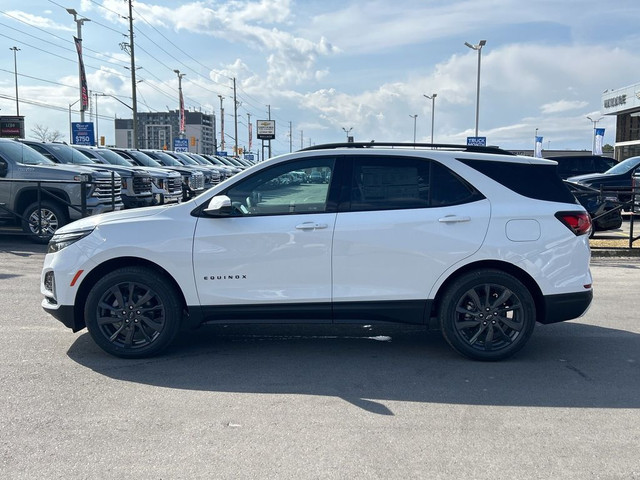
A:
[{"left": 555, "top": 211, "right": 592, "bottom": 236}]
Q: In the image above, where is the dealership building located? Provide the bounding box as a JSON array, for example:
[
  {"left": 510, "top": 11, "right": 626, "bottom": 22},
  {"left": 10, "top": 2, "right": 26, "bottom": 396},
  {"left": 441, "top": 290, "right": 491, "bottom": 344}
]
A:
[{"left": 602, "top": 83, "right": 640, "bottom": 161}]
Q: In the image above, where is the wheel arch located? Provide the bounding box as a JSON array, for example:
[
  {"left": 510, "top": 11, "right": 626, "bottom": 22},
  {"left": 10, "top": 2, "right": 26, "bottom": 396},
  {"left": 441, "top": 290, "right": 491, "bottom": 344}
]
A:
[
  {"left": 74, "top": 256, "right": 192, "bottom": 331},
  {"left": 16, "top": 187, "right": 70, "bottom": 218},
  {"left": 429, "top": 260, "right": 545, "bottom": 324}
]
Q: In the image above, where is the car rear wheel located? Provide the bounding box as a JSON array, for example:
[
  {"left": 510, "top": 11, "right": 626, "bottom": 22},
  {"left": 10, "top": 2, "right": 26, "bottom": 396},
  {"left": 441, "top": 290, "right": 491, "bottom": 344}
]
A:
[
  {"left": 84, "top": 267, "right": 183, "bottom": 358},
  {"left": 439, "top": 269, "right": 536, "bottom": 361}
]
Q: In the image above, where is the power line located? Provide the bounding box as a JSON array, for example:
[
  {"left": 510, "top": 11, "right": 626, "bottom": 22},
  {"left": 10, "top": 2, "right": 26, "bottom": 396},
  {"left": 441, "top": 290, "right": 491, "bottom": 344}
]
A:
[{"left": 0, "top": 10, "right": 129, "bottom": 68}]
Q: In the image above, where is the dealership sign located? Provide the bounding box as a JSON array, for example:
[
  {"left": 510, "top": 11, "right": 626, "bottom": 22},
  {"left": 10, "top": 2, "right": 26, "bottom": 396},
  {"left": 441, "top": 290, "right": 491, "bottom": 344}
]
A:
[
  {"left": 466, "top": 136, "right": 487, "bottom": 146},
  {"left": 174, "top": 138, "right": 189, "bottom": 152},
  {"left": 0, "top": 116, "right": 25, "bottom": 138},
  {"left": 71, "top": 122, "right": 95, "bottom": 145},
  {"left": 256, "top": 120, "right": 275, "bottom": 140}
]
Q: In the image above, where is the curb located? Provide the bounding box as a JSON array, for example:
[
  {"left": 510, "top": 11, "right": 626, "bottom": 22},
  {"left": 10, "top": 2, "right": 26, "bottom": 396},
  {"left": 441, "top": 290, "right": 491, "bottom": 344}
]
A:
[{"left": 591, "top": 248, "right": 640, "bottom": 258}]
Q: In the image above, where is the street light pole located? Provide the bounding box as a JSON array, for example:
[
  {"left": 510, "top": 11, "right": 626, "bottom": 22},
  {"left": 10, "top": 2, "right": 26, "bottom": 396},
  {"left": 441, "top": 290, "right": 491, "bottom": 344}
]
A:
[
  {"left": 68, "top": 99, "right": 80, "bottom": 143},
  {"left": 67, "top": 8, "right": 90, "bottom": 123},
  {"left": 410, "top": 114, "right": 418, "bottom": 143},
  {"left": 174, "top": 69, "right": 186, "bottom": 137},
  {"left": 10, "top": 46, "right": 20, "bottom": 116},
  {"left": 342, "top": 127, "right": 353, "bottom": 142},
  {"left": 423, "top": 93, "right": 437, "bottom": 144},
  {"left": 586, "top": 115, "right": 603, "bottom": 154},
  {"left": 464, "top": 39, "right": 486, "bottom": 138}
]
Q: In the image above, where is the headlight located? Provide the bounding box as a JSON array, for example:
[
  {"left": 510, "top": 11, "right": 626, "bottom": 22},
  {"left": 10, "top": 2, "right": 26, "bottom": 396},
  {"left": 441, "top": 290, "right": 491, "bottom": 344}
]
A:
[
  {"left": 48, "top": 228, "right": 95, "bottom": 253},
  {"left": 153, "top": 178, "right": 165, "bottom": 189}
]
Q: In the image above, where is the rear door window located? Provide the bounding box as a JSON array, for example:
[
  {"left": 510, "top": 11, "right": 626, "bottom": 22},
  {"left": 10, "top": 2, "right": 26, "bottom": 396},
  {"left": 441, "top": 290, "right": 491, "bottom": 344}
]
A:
[{"left": 348, "top": 156, "right": 483, "bottom": 211}]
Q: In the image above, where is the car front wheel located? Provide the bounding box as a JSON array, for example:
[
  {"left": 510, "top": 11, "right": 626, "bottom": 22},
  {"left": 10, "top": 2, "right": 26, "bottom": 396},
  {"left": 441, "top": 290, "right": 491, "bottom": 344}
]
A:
[
  {"left": 84, "top": 267, "right": 183, "bottom": 358},
  {"left": 22, "top": 201, "right": 67, "bottom": 244},
  {"left": 439, "top": 269, "right": 536, "bottom": 361}
]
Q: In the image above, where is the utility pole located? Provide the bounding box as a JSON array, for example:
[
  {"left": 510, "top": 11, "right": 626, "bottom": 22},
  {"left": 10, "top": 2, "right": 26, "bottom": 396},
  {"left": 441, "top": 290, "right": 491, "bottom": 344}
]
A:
[
  {"left": 233, "top": 78, "right": 238, "bottom": 156},
  {"left": 289, "top": 121, "right": 293, "bottom": 152},
  {"left": 267, "top": 104, "right": 272, "bottom": 158},
  {"left": 127, "top": 0, "right": 139, "bottom": 148},
  {"left": 10, "top": 46, "right": 20, "bottom": 116},
  {"left": 218, "top": 95, "right": 225, "bottom": 151},
  {"left": 247, "top": 112, "right": 252, "bottom": 154},
  {"left": 94, "top": 91, "right": 99, "bottom": 145},
  {"left": 67, "top": 9, "right": 90, "bottom": 122}
]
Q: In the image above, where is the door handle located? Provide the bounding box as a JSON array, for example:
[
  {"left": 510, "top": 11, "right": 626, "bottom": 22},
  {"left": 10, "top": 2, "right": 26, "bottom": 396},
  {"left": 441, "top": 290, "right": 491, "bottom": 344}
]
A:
[
  {"left": 438, "top": 215, "right": 471, "bottom": 223},
  {"left": 295, "top": 222, "right": 328, "bottom": 230}
]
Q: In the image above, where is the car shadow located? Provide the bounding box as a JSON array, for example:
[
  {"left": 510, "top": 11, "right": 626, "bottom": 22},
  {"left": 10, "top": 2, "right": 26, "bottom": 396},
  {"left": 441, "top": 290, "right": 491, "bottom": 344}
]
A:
[
  {"left": 66, "top": 322, "right": 640, "bottom": 414},
  {"left": 0, "top": 237, "right": 47, "bottom": 256}
]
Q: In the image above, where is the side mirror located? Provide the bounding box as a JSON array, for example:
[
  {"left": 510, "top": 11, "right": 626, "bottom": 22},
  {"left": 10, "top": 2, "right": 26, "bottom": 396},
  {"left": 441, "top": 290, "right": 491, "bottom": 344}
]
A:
[
  {"left": 0, "top": 159, "right": 7, "bottom": 177},
  {"left": 203, "top": 195, "right": 232, "bottom": 216}
]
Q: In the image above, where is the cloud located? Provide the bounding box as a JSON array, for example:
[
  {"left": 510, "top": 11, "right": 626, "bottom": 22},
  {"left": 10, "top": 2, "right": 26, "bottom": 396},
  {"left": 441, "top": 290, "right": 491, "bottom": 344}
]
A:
[
  {"left": 4, "top": 10, "right": 73, "bottom": 31},
  {"left": 540, "top": 100, "right": 589, "bottom": 114}
]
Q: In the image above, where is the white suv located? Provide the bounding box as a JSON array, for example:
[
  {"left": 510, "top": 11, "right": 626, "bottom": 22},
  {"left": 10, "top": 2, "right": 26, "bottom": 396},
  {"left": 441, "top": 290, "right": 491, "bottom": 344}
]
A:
[{"left": 41, "top": 143, "right": 593, "bottom": 361}]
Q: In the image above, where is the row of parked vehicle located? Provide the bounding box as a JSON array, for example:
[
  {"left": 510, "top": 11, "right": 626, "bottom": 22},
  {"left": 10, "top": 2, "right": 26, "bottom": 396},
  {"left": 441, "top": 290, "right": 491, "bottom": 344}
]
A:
[
  {"left": 0, "top": 138, "right": 256, "bottom": 242},
  {"left": 551, "top": 154, "right": 640, "bottom": 235}
]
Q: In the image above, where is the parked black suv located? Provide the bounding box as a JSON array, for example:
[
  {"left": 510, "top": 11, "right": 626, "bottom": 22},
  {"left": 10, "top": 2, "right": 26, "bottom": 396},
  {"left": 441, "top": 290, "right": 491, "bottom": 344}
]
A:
[
  {"left": 546, "top": 155, "right": 617, "bottom": 179},
  {"left": 568, "top": 156, "right": 640, "bottom": 206}
]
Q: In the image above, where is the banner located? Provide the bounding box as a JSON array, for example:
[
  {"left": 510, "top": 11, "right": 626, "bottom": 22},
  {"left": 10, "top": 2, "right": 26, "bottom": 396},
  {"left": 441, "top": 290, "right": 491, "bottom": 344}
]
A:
[
  {"left": 248, "top": 121, "right": 253, "bottom": 152},
  {"left": 594, "top": 128, "right": 605, "bottom": 155},
  {"left": 534, "top": 136, "right": 543, "bottom": 158},
  {"left": 73, "top": 37, "right": 89, "bottom": 112}
]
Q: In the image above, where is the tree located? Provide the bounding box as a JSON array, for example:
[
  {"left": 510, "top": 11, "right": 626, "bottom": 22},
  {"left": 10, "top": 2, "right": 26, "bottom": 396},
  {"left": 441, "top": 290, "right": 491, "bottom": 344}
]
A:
[
  {"left": 30, "top": 124, "right": 64, "bottom": 143},
  {"left": 602, "top": 143, "right": 614, "bottom": 153}
]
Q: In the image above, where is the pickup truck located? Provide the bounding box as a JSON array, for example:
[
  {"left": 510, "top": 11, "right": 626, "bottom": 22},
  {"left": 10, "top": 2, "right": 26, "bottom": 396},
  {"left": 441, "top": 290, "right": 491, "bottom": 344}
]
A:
[
  {"left": 0, "top": 139, "right": 123, "bottom": 243},
  {"left": 21, "top": 141, "right": 154, "bottom": 209}
]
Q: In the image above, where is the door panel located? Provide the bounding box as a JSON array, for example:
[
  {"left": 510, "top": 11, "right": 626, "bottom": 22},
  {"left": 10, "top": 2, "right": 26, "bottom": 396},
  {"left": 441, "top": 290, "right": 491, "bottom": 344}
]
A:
[
  {"left": 193, "top": 213, "right": 336, "bottom": 306},
  {"left": 332, "top": 200, "right": 490, "bottom": 304},
  {"left": 192, "top": 156, "right": 338, "bottom": 312}
]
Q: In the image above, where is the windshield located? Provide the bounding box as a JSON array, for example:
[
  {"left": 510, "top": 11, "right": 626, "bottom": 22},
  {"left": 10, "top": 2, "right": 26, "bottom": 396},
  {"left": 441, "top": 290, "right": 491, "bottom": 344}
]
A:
[
  {"left": 146, "top": 151, "right": 182, "bottom": 166},
  {"left": 204, "top": 155, "right": 225, "bottom": 166},
  {"left": 172, "top": 153, "right": 199, "bottom": 165},
  {"left": 606, "top": 156, "right": 640, "bottom": 175},
  {"left": 120, "top": 150, "right": 163, "bottom": 168},
  {"left": 45, "top": 144, "right": 96, "bottom": 165},
  {"left": 92, "top": 149, "right": 135, "bottom": 166},
  {"left": 0, "top": 141, "right": 56, "bottom": 165}
]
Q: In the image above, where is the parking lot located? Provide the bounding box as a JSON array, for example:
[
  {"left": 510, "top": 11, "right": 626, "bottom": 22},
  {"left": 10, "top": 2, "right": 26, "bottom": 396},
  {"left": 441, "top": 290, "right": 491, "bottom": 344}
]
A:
[{"left": 1, "top": 237, "right": 639, "bottom": 479}]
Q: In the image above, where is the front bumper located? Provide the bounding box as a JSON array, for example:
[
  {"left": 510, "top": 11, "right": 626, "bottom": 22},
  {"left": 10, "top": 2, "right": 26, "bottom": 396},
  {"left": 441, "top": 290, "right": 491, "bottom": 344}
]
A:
[{"left": 42, "top": 299, "right": 84, "bottom": 332}]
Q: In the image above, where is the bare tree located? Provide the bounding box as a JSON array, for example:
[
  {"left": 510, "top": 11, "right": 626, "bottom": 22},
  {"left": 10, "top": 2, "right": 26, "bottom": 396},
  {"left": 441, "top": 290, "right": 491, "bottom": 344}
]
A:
[{"left": 30, "top": 124, "right": 64, "bottom": 143}]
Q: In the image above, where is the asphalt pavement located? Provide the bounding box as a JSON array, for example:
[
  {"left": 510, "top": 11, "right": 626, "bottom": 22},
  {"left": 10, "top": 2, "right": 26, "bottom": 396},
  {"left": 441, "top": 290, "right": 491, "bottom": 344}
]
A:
[{"left": 1, "top": 237, "right": 639, "bottom": 480}]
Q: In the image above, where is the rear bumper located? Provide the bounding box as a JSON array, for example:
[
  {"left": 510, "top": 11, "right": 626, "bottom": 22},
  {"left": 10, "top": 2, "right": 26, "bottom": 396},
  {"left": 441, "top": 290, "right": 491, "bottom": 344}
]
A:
[{"left": 540, "top": 290, "right": 593, "bottom": 324}]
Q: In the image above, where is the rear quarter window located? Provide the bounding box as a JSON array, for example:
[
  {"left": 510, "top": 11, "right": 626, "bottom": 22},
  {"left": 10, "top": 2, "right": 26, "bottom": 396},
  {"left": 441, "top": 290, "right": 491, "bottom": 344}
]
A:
[{"left": 458, "top": 158, "right": 578, "bottom": 204}]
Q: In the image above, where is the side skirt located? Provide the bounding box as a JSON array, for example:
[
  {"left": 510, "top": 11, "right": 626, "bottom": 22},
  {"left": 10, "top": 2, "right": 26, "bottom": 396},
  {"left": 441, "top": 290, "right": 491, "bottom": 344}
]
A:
[{"left": 192, "top": 300, "right": 432, "bottom": 326}]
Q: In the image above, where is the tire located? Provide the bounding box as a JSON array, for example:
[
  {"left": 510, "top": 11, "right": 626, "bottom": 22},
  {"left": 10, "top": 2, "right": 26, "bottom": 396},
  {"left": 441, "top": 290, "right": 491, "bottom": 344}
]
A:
[
  {"left": 439, "top": 269, "right": 536, "bottom": 361},
  {"left": 22, "top": 201, "right": 67, "bottom": 244},
  {"left": 84, "top": 267, "right": 183, "bottom": 358}
]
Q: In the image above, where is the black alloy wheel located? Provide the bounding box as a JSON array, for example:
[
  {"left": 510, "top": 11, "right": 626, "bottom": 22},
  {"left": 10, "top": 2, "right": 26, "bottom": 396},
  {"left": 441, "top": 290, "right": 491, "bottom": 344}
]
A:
[
  {"left": 439, "top": 269, "right": 536, "bottom": 361},
  {"left": 85, "top": 267, "right": 182, "bottom": 358}
]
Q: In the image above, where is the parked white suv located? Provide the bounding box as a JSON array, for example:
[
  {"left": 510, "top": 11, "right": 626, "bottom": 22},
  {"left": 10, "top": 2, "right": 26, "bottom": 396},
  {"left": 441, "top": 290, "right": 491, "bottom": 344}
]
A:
[{"left": 41, "top": 143, "right": 593, "bottom": 360}]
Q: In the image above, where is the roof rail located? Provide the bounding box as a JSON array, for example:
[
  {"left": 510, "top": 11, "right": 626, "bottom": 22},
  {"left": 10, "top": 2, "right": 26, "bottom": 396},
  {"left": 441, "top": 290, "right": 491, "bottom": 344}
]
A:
[{"left": 299, "top": 142, "right": 514, "bottom": 155}]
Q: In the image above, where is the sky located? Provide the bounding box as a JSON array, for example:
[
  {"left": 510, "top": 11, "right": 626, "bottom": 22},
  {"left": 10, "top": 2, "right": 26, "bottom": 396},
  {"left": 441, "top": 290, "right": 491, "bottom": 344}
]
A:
[{"left": 1, "top": 0, "right": 640, "bottom": 157}]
